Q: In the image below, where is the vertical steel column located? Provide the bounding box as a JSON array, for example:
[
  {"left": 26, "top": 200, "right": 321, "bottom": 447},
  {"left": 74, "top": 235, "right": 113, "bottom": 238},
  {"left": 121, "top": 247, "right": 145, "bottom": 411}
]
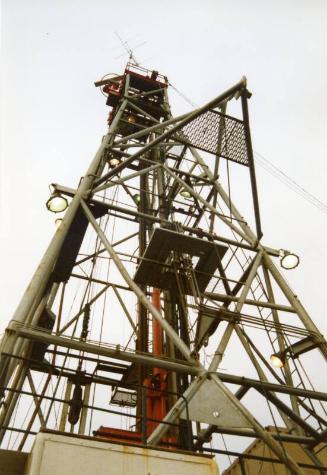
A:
[
  {"left": 144, "top": 288, "right": 167, "bottom": 436},
  {"left": 240, "top": 90, "right": 262, "bottom": 240},
  {"left": 146, "top": 252, "right": 263, "bottom": 443},
  {"left": 136, "top": 139, "right": 149, "bottom": 419},
  {"left": 59, "top": 380, "right": 72, "bottom": 432},
  {"left": 79, "top": 383, "right": 91, "bottom": 435}
]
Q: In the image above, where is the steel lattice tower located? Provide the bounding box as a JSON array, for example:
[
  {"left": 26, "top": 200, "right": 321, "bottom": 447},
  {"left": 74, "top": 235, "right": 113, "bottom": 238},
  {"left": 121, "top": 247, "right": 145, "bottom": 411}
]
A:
[{"left": 0, "top": 62, "right": 327, "bottom": 474}]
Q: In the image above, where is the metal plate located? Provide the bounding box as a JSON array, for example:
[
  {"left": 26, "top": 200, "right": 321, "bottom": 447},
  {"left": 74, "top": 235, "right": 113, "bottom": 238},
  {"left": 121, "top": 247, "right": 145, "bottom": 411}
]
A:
[
  {"left": 195, "top": 305, "right": 223, "bottom": 349},
  {"left": 181, "top": 379, "right": 252, "bottom": 428}
]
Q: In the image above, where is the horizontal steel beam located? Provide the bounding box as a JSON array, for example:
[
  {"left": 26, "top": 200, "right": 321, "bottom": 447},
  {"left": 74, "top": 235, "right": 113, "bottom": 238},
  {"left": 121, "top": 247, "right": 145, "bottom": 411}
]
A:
[
  {"left": 197, "top": 426, "right": 315, "bottom": 445},
  {"left": 205, "top": 291, "right": 296, "bottom": 313},
  {"left": 204, "top": 445, "right": 327, "bottom": 471},
  {"left": 70, "top": 273, "right": 131, "bottom": 292},
  {"left": 216, "top": 372, "right": 327, "bottom": 402},
  {"left": 125, "top": 87, "right": 165, "bottom": 99},
  {"left": 10, "top": 325, "right": 327, "bottom": 403},
  {"left": 12, "top": 326, "right": 200, "bottom": 376},
  {"left": 52, "top": 183, "right": 282, "bottom": 257}
]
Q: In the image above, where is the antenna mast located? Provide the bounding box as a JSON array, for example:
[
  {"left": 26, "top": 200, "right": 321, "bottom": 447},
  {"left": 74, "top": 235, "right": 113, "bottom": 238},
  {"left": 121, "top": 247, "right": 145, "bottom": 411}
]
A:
[{"left": 115, "top": 31, "right": 145, "bottom": 66}]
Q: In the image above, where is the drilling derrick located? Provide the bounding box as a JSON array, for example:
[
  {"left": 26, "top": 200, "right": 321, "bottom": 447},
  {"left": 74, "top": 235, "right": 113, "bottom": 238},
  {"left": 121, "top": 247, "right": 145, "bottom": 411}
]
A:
[{"left": 1, "top": 62, "right": 327, "bottom": 475}]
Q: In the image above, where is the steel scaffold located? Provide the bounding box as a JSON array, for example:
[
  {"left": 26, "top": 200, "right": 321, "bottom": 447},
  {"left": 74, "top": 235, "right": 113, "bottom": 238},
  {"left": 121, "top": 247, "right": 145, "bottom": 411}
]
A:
[{"left": 1, "top": 62, "right": 327, "bottom": 474}]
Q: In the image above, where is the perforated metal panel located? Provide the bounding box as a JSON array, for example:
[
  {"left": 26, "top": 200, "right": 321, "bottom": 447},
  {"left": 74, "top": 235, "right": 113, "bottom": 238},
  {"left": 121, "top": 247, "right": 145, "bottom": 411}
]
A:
[{"left": 180, "top": 110, "right": 249, "bottom": 166}]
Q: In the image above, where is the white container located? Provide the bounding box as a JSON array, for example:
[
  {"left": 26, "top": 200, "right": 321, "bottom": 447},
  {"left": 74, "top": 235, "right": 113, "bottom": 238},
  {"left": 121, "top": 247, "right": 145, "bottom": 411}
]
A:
[{"left": 25, "top": 432, "right": 219, "bottom": 475}]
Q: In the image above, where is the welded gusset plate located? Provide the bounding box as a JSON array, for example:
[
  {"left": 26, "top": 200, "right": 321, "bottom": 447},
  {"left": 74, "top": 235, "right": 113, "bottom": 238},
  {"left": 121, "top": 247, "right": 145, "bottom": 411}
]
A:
[
  {"left": 179, "top": 110, "right": 249, "bottom": 166},
  {"left": 180, "top": 379, "right": 252, "bottom": 428},
  {"left": 195, "top": 306, "right": 224, "bottom": 349}
]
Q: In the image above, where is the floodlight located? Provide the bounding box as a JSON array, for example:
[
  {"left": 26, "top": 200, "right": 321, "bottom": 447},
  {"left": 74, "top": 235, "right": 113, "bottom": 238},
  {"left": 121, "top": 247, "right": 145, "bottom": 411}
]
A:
[
  {"left": 180, "top": 189, "right": 192, "bottom": 199},
  {"left": 270, "top": 353, "right": 285, "bottom": 368},
  {"left": 133, "top": 194, "right": 141, "bottom": 205},
  {"left": 279, "top": 250, "right": 300, "bottom": 270},
  {"left": 270, "top": 337, "right": 319, "bottom": 369},
  {"left": 109, "top": 157, "right": 121, "bottom": 168},
  {"left": 46, "top": 193, "right": 68, "bottom": 213}
]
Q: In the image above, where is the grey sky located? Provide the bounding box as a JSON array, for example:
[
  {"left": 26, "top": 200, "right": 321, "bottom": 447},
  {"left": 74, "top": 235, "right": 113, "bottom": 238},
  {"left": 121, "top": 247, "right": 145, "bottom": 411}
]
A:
[
  {"left": 1, "top": 1, "right": 327, "bottom": 468},
  {"left": 1, "top": 0, "right": 327, "bottom": 334}
]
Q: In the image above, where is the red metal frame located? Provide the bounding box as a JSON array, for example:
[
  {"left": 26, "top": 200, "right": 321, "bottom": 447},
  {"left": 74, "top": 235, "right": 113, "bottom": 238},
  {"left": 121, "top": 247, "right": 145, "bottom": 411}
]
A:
[
  {"left": 95, "top": 288, "right": 176, "bottom": 447},
  {"left": 143, "top": 288, "right": 168, "bottom": 436},
  {"left": 124, "top": 62, "right": 168, "bottom": 87}
]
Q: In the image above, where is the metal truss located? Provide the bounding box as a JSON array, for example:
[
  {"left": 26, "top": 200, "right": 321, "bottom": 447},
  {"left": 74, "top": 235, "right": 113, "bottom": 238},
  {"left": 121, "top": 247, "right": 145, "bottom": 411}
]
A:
[{"left": 0, "top": 62, "right": 327, "bottom": 475}]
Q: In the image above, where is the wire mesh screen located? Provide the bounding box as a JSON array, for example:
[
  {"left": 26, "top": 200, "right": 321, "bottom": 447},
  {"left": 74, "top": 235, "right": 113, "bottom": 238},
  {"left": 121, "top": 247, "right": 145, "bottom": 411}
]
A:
[{"left": 179, "top": 110, "right": 249, "bottom": 166}]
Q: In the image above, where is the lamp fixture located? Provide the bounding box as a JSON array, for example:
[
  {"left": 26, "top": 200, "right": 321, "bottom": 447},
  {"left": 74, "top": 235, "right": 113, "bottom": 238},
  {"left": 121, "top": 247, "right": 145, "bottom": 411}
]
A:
[
  {"left": 46, "top": 193, "right": 68, "bottom": 213},
  {"left": 109, "top": 157, "right": 121, "bottom": 168},
  {"left": 133, "top": 193, "right": 141, "bottom": 205},
  {"left": 279, "top": 249, "right": 300, "bottom": 270},
  {"left": 180, "top": 189, "right": 192, "bottom": 199},
  {"left": 270, "top": 337, "right": 320, "bottom": 369},
  {"left": 270, "top": 352, "right": 286, "bottom": 368}
]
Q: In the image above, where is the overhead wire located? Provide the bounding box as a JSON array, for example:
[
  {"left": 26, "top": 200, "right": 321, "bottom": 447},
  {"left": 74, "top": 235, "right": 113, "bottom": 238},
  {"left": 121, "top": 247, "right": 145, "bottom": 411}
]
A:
[
  {"left": 168, "top": 82, "right": 199, "bottom": 109},
  {"left": 254, "top": 151, "right": 327, "bottom": 216}
]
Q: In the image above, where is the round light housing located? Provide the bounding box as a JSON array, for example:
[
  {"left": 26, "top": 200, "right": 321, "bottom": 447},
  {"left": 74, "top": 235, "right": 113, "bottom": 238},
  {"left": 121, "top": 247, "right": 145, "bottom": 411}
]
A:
[
  {"left": 279, "top": 250, "right": 300, "bottom": 270},
  {"left": 46, "top": 193, "right": 68, "bottom": 213},
  {"left": 109, "top": 157, "right": 121, "bottom": 168},
  {"left": 133, "top": 193, "right": 141, "bottom": 205},
  {"left": 270, "top": 353, "right": 285, "bottom": 368},
  {"left": 127, "top": 115, "right": 136, "bottom": 124},
  {"left": 180, "top": 189, "right": 192, "bottom": 199}
]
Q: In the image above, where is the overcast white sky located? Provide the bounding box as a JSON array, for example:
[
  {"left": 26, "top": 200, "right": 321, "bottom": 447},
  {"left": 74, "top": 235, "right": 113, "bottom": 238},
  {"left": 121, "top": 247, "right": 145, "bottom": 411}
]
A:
[
  {"left": 1, "top": 0, "right": 327, "bottom": 350},
  {"left": 1, "top": 1, "right": 327, "bottom": 469}
]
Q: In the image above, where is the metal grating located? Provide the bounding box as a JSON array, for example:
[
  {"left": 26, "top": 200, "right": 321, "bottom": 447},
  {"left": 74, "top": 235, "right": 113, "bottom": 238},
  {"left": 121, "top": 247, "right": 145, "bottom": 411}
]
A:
[{"left": 179, "top": 110, "right": 249, "bottom": 166}]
